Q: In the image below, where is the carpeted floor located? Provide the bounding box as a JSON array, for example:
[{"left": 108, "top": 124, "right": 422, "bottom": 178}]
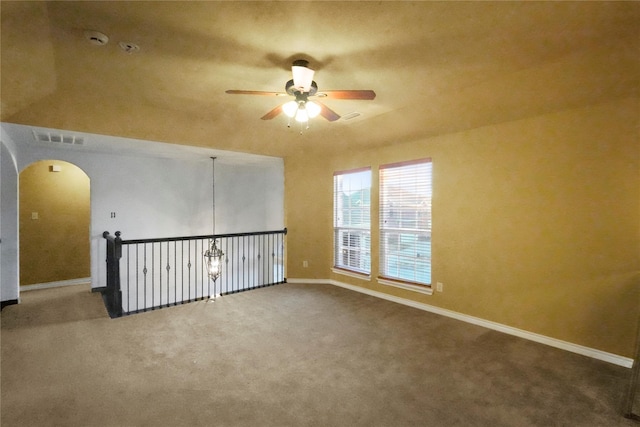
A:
[{"left": 1, "top": 283, "right": 637, "bottom": 426}]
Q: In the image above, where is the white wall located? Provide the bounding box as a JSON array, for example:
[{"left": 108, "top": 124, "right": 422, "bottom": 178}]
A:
[
  {"left": 1, "top": 140, "right": 19, "bottom": 301},
  {"left": 216, "top": 162, "right": 285, "bottom": 234},
  {"left": 0, "top": 125, "right": 284, "bottom": 298}
]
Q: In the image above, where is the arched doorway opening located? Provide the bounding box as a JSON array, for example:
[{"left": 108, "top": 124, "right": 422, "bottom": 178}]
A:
[{"left": 19, "top": 160, "right": 91, "bottom": 289}]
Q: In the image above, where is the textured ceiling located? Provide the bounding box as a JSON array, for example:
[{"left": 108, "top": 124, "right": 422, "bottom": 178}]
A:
[{"left": 1, "top": 1, "right": 638, "bottom": 158}]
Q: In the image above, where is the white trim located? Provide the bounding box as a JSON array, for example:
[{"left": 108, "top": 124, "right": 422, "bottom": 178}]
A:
[
  {"left": 377, "top": 277, "right": 433, "bottom": 295},
  {"left": 289, "top": 278, "right": 633, "bottom": 368},
  {"left": 20, "top": 277, "right": 91, "bottom": 292},
  {"left": 331, "top": 267, "right": 371, "bottom": 281}
]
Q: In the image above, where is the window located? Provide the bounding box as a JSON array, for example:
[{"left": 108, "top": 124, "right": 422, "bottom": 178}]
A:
[
  {"left": 333, "top": 168, "right": 371, "bottom": 275},
  {"left": 379, "top": 159, "right": 432, "bottom": 286}
]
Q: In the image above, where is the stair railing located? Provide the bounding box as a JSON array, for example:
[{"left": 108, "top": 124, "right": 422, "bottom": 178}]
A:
[{"left": 102, "top": 228, "right": 286, "bottom": 316}]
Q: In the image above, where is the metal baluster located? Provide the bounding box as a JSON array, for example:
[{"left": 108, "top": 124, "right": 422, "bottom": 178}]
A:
[
  {"left": 181, "top": 241, "right": 184, "bottom": 303},
  {"left": 206, "top": 238, "right": 211, "bottom": 299},
  {"left": 143, "top": 244, "right": 148, "bottom": 311},
  {"left": 199, "top": 239, "right": 204, "bottom": 299},
  {"left": 252, "top": 234, "right": 256, "bottom": 288},
  {"left": 272, "top": 233, "right": 277, "bottom": 284},
  {"left": 123, "top": 246, "right": 128, "bottom": 313},
  {"left": 166, "top": 241, "right": 170, "bottom": 307},
  {"left": 254, "top": 235, "right": 258, "bottom": 288},
  {"left": 237, "top": 236, "right": 241, "bottom": 292},
  {"left": 231, "top": 237, "right": 236, "bottom": 293},
  {"left": 198, "top": 239, "right": 202, "bottom": 299},
  {"left": 242, "top": 235, "right": 247, "bottom": 291},
  {"left": 248, "top": 234, "right": 252, "bottom": 289},
  {"left": 257, "top": 234, "right": 262, "bottom": 288},
  {"left": 135, "top": 244, "right": 139, "bottom": 312},
  {"left": 159, "top": 241, "right": 162, "bottom": 307},
  {"left": 201, "top": 238, "right": 205, "bottom": 299},
  {"left": 193, "top": 240, "right": 198, "bottom": 300},
  {"left": 270, "top": 233, "right": 275, "bottom": 285},
  {"left": 261, "top": 234, "right": 265, "bottom": 285},
  {"left": 127, "top": 245, "right": 131, "bottom": 311},
  {"left": 224, "top": 238, "right": 230, "bottom": 295},
  {"left": 278, "top": 233, "right": 282, "bottom": 282},
  {"left": 273, "top": 233, "right": 277, "bottom": 285},
  {"left": 153, "top": 243, "right": 157, "bottom": 309},
  {"left": 252, "top": 234, "right": 257, "bottom": 289},
  {"left": 187, "top": 240, "right": 192, "bottom": 301}
]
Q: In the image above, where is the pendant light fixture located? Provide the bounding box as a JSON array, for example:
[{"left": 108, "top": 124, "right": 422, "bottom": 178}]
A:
[{"left": 204, "top": 157, "right": 224, "bottom": 294}]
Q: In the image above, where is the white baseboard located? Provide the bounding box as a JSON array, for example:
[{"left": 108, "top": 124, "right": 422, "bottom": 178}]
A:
[
  {"left": 287, "top": 278, "right": 634, "bottom": 368},
  {"left": 21, "top": 277, "right": 91, "bottom": 292},
  {"left": 288, "top": 278, "right": 332, "bottom": 285}
]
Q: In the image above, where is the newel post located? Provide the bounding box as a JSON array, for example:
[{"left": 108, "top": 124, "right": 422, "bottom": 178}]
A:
[{"left": 103, "top": 231, "right": 123, "bottom": 317}]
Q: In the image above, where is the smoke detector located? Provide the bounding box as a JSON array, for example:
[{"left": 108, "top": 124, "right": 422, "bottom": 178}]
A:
[
  {"left": 118, "top": 42, "right": 140, "bottom": 54},
  {"left": 84, "top": 30, "right": 109, "bottom": 46}
]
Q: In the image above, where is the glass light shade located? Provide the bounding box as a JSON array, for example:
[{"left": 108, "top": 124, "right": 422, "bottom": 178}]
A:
[
  {"left": 282, "top": 100, "right": 298, "bottom": 118},
  {"left": 208, "top": 257, "right": 220, "bottom": 277},
  {"left": 295, "top": 107, "right": 309, "bottom": 123},
  {"left": 306, "top": 101, "right": 321, "bottom": 118},
  {"left": 291, "top": 65, "right": 315, "bottom": 92},
  {"left": 204, "top": 240, "right": 224, "bottom": 281}
]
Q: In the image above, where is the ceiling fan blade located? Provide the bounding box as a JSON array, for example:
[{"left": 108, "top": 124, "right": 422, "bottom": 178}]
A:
[
  {"left": 260, "top": 105, "right": 283, "bottom": 120},
  {"left": 226, "top": 90, "right": 287, "bottom": 97},
  {"left": 315, "top": 90, "right": 376, "bottom": 100},
  {"left": 316, "top": 101, "right": 340, "bottom": 122}
]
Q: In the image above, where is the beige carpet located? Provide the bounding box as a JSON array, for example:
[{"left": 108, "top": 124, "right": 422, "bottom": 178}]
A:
[{"left": 1, "top": 283, "right": 637, "bottom": 426}]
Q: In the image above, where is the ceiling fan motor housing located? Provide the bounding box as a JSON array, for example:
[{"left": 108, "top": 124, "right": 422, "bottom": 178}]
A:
[
  {"left": 286, "top": 79, "right": 318, "bottom": 96},
  {"left": 292, "top": 59, "right": 309, "bottom": 68}
]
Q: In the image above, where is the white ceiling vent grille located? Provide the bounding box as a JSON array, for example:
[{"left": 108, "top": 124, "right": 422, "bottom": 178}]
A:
[
  {"left": 32, "top": 130, "right": 85, "bottom": 146},
  {"left": 342, "top": 112, "right": 361, "bottom": 121}
]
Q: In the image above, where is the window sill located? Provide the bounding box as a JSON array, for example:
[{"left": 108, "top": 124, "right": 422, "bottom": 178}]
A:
[
  {"left": 377, "top": 277, "right": 433, "bottom": 296},
  {"left": 332, "top": 267, "right": 371, "bottom": 282}
]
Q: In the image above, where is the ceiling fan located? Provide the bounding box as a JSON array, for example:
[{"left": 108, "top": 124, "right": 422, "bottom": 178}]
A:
[{"left": 226, "top": 60, "right": 376, "bottom": 123}]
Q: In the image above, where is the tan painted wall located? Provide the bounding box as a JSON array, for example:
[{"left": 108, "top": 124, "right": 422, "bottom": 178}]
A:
[
  {"left": 19, "top": 160, "right": 90, "bottom": 285},
  {"left": 285, "top": 98, "right": 640, "bottom": 358}
]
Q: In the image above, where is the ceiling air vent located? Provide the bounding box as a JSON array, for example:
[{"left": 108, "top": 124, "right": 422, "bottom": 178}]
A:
[
  {"left": 32, "top": 130, "right": 85, "bottom": 146},
  {"left": 342, "top": 112, "right": 361, "bottom": 121}
]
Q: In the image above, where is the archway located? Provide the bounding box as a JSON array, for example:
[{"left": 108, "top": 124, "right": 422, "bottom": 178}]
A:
[{"left": 19, "top": 160, "right": 91, "bottom": 289}]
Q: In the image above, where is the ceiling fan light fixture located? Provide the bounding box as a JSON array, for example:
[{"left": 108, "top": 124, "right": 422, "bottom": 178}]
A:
[
  {"left": 306, "top": 101, "right": 321, "bottom": 118},
  {"left": 291, "top": 64, "right": 315, "bottom": 92},
  {"left": 295, "top": 106, "right": 309, "bottom": 123},
  {"left": 282, "top": 100, "right": 299, "bottom": 118}
]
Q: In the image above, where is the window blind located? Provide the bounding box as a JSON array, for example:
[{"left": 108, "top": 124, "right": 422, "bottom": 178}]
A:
[
  {"left": 333, "top": 168, "right": 371, "bottom": 274},
  {"left": 379, "top": 159, "right": 432, "bottom": 285}
]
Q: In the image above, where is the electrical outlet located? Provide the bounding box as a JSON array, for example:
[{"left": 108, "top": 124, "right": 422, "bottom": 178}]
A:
[
  {"left": 436, "top": 282, "right": 443, "bottom": 292},
  {"left": 303, "top": 260, "right": 309, "bottom": 268}
]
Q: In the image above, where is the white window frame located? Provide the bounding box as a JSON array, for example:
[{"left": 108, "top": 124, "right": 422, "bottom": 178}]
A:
[
  {"left": 379, "top": 158, "right": 432, "bottom": 289},
  {"left": 333, "top": 167, "right": 372, "bottom": 277}
]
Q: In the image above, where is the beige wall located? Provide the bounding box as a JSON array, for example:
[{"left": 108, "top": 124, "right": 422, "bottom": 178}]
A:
[
  {"left": 19, "top": 160, "right": 90, "bottom": 285},
  {"left": 285, "top": 97, "right": 640, "bottom": 358}
]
